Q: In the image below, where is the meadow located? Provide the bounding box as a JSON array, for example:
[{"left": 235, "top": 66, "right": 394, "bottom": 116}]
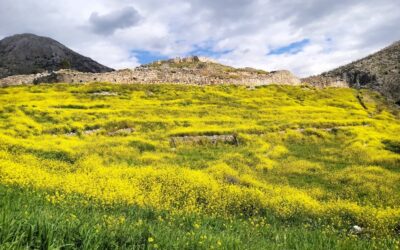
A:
[{"left": 0, "top": 83, "right": 399, "bottom": 249}]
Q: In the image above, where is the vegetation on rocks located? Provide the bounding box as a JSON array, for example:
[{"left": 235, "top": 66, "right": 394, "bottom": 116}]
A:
[
  {"left": 303, "top": 41, "right": 400, "bottom": 104},
  {"left": 0, "top": 83, "right": 399, "bottom": 249}
]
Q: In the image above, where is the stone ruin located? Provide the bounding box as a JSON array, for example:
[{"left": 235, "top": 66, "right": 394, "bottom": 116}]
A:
[{"left": 0, "top": 56, "right": 303, "bottom": 87}]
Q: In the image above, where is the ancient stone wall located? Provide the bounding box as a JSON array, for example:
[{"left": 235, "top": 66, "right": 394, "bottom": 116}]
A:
[{"left": 0, "top": 66, "right": 302, "bottom": 87}]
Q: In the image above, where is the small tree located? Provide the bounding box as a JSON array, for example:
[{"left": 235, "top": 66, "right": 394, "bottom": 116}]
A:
[{"left": 60, "top": 59, "right": 71, "bottom": 69}]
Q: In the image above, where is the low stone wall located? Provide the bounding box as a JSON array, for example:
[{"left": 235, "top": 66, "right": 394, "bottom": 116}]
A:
[
  {"left": 170, "top": 134, "right": 238, "bottom": 147},
  {"left": 0, "top": 73, "right": 44, "bottom": 87}
]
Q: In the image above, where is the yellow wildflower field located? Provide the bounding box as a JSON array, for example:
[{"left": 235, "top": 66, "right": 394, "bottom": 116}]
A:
[{"left": 0, "top": 83, "right": 399, "bottom": 236}]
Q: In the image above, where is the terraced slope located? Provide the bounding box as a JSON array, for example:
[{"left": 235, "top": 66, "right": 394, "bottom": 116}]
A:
[{"left": 0, "top": 83, "right": 399, "bottom": 249}]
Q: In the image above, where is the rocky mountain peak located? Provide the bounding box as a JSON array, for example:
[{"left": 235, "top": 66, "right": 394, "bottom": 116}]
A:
[{"left": 0, "top": 33, "right": 113, "bottom": 79}]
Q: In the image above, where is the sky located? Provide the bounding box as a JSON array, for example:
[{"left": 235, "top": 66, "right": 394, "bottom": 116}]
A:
[{"left": 0, "top": 0, "right": 399, "bottom": 77}]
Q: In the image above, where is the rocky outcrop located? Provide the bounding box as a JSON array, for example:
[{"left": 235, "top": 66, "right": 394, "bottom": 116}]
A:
[
  {"left": 302, "top": 76, "right": 349, "bottom": 88},
  {"left": 303, "top": 41, "right": 400, "bottom": 103},
  {"left": 0, "top": 33, "right": 113, "bottom": 79},
  {"left": 0, "top": 57, "right": 301, "bottom": 87}
]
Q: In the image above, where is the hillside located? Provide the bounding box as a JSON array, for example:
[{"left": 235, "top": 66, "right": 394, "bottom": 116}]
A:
[
  {"left": 0, "top": 34, "right": 113, "bottom": 78},
  {"left": 0, "top": 83, "right": 399, "bottom": 249},
  {"left": 303, "top": 41, "right": 400, "bottom": 104}
]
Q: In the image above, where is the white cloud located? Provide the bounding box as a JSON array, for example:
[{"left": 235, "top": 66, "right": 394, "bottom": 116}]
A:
[
  {"left": 74, "top": 41, "right": 139, "bottom": 69},
  {"left": 0, "top": 0, "right": 399, "bottom": 76}
]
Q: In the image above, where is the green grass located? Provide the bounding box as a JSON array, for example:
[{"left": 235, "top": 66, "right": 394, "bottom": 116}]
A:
[
  {"left": 1, "top": 185, "right": 398, "bottom": 250},
  {"left": 0, "top": 83, "right": 399, "bottom": 249}
]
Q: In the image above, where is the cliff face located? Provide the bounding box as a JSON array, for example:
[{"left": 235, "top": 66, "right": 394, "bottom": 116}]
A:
[
  {"left": 0, "top": 56, "right": 301, "bottom": 87},
  {"left": 303, "top": 41, "right": 400, "bottom": 104},
  {"left": 0, "top": 34, "right": 113, "bottom": 78}
]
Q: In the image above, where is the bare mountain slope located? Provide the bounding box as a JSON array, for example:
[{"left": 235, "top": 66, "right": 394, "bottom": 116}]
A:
[
  {"left": 0, "top": 34, "right": 113, "bottom": 78},
  {"left": 304, "top": 41, "right": 400, "bottom": 104}
]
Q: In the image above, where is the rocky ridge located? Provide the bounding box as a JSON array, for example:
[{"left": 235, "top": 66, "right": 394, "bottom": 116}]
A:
[
  {"left": 0, "top": 56, "right": 301, "bottom": 87},
  {"left": 303, "top": 41, "right": 400, "bottom": 103}
]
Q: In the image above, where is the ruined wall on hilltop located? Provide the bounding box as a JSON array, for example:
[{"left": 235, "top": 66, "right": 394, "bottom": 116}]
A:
[{"left": 0, "top": 67, "right": 302, "bottom": 87}]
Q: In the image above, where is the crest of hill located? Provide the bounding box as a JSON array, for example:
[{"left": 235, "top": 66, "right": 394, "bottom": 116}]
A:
[
  {"left": 0, "top": 55, "right": 301, "bottom": 86},
  {"left": 0, "top": 33, "right": 114, "bottom": 79},
  {"left": 142, "top": 55, "right": 270, "bottom": 75},
  {"left": 303, "top": 41, "right": 400, "bottom": 104}
]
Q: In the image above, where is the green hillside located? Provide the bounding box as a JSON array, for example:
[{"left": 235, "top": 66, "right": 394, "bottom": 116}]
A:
[{"left": 0, "top": 83, "right": 399, "bottom": 249}]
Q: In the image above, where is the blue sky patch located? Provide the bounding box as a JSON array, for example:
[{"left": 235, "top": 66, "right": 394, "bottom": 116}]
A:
[
  {"left": 131, "top": 50, "right": 169, "bottom": 65},
  {"left": 189, "top": 43, "right": 233, "bottom": 58},
  {"left": 268, "top": 39, "right": 310, "bottom": 55},
  {"left": 189, "top": 47, "right": 232, "bottom": 58}
]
